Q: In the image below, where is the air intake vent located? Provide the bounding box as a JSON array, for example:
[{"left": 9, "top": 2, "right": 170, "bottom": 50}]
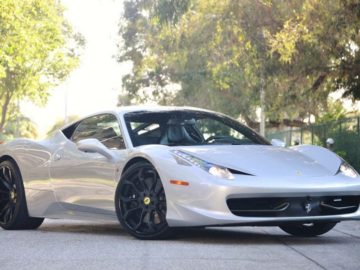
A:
[{"left": 227, "top": 196, "right": 360, "bottom": 217}]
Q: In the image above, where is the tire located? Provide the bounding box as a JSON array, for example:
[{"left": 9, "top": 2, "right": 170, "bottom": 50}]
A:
[
  {"left": 0, "top": 160, "right": 44, "bottom": 230},
  {"left": 115, "top": 161, "right": 173, "bottom": 239},
  {"left": 279, "top": 222, "right": 337, "bottom": 237}
]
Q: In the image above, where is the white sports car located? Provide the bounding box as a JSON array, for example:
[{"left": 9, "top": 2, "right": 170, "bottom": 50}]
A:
[{"left": 0, "top": 106, "right": 359, "bottom": 239}]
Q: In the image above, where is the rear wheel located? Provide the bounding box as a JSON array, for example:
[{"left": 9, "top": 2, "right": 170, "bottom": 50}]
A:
[
  {"left": 279, "top": 222, "right": 337, "bottom": 237},
  {"left": 0, "top": 160, "right": 44, "bottom": 230},
  {"left": 115, "top": 161, "right": 173, "bottom": 239}
]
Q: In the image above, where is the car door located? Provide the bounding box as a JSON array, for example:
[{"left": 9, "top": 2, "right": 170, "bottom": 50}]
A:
[{"left": 50, "top": 113, "right": 127, "bottom": 217}]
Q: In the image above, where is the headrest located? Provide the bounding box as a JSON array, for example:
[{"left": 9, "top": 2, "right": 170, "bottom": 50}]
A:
[
  {"left": 167, "top": 118, "right": 183, "bottom": 125},
  {"left": 99, "top": 127, "right": 117, "bottom": 139},
  {"left": 167, "top": 125, "right": 185, "bottom": 143}
]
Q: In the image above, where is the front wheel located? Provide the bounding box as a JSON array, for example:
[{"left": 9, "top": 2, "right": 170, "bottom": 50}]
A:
[
  {"left": 115, "top": 161, "right": 173, "bottom": 239},
  {"left": 279, "top": 222, "right": 337, "bottom": 237}
]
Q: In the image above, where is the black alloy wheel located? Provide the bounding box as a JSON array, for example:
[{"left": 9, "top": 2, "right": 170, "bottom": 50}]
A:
[
  {"left": 279, "top": 222, "right": 337, "bottom": 237},
  {"left": 0, "top": 160, "right": 44, "bottom": 230},
  {"left": 115, "top": 161, "right": 173, "bottom": 239},
  {"left": 0, "top": 163, "right": 17, "bottom": 225}
]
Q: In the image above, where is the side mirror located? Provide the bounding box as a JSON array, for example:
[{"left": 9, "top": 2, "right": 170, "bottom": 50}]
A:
[
  {"left": 76, "top": 138, "right": 115, "bottom": 160},
  {"left": 271, "top": 138, "right": 286, "bottom": 148}
]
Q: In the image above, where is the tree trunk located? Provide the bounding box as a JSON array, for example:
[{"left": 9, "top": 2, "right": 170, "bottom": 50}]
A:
[{"left": 0, "top": 91, "right": 12, "bottom": 133}]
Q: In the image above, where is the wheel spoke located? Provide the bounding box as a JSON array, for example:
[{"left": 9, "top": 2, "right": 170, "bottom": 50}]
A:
[
  {"left": 0, "top": 166, "right": 14, "bottom": 191},
  {"left": 1, "top": 179, "right": 11, "bottom": 191},
  {"left": 5, "top": 167, "right": 12, "bottom": 183},
  {"left": 0, "top": 192, "right": 5, "bottom": 199},
  {"left": 149, "top": 170, "right": 158, "bottom": 192},
  {"left": 2, "top": 167, "right": 12, "bottom": 184},
  {"left": 146, "top": 211, "right": 157, "bottom": 232},
  {"left": 127, "top": 201, "right": 140, "bottom": 210},
  {"left": 0, "top": 165, "right": 17, "bottom": 225},
  {"left": 119, "top": 194, "right": 137, "bottom": 203},
  {"left": 5, "top": 203, "right": 14, "bottom": 223},
  {"left": 138, "top": 168, "right": 145, "bottom": 181},
  {"left": 137, "top": 168, "right": 148, "bottom": 191},
  {"left": 4, "top": 172, "right": 13, "bottom": 184},
  {"left": 155, "top": 182, "right": 164, "bottom": 196},
  {"left": 123, "top": 180, "right": 141, "bottom": 194},
  {"left": 134, "top": 208, "right": 146, "bottom": 230},
  {"left": 0, "top": 202, "right": 11, "bottom": 219},
  {"left": 123, "top": 206, "right": 141, "bottom": 222},
  {"left": 3, "top": 206, "right": 12, "bottom": 223}
]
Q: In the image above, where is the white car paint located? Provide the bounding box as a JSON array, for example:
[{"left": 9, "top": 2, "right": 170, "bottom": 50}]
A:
[{"left": 0, "top": 106, "right": 359, "bottom": 227}]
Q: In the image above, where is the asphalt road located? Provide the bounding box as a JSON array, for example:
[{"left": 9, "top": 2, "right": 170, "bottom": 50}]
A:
[{"left": 0, "top": 220, "right": 359, "bottom": 270}]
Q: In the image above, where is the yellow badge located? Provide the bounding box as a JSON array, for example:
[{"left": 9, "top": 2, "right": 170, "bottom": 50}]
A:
[{"left": 143, "top": 197, "right": 151, "bottom": 205}]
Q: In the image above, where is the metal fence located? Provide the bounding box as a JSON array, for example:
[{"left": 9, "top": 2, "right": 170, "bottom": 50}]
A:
[{"left": 266, "top": 116, "right": 360, "bottom": 172}]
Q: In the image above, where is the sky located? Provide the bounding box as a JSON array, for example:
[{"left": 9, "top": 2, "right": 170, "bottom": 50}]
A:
[{"left": 21, "top": 0, "right": 128, "bottom": 137}]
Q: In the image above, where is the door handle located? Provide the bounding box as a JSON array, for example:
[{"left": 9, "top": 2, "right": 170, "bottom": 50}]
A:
[{"left": 54, "top": 153, "right": 62, "bottom": 161}]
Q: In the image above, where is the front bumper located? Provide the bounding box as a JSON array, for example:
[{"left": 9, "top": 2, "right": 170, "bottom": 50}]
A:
[{"left": 159, "top": 165, "right": 360, "bottom": 227}]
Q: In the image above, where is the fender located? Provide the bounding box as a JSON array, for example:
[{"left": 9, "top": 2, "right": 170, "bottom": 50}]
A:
[{"left": 291, "top": 144, "right": 341, "bottom": 175}]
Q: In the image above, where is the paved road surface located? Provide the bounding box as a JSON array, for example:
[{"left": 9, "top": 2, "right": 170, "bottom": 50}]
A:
[{"left": 0, "top": 220, "right": 359, "bottom": 270}]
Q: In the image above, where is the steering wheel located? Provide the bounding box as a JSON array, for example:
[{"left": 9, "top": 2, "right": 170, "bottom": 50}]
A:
[{"left": 205, "top": 135, "right": 221, "bottom": 143}]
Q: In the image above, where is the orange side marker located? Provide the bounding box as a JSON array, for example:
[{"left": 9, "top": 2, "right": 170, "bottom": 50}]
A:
[{"left": 170, "top": 180, "right": 189, "bottom": 186}]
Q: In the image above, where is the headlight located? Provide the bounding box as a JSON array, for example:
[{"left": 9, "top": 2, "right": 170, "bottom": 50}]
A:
[
  {"left": 338, "top": 162, "right": 359, "bottom": 178},
  {"left": 172, "top": 150, "right": 234, "bottom": 180}
]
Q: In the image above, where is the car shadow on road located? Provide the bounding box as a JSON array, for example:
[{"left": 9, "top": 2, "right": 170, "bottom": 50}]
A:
[
  {"left": 176, "top": 227, "right": 343, "bottom": 245},
  {"left": 39, "top": 221, "right": 343, "bottom": 245}
]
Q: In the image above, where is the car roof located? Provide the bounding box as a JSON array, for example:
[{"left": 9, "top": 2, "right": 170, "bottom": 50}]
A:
[
  {"left": 59, "top": 105, "right": 217, "bottom": 131},
  {"left": 114, "top": 105, "right": 214, "bottom": 115}
]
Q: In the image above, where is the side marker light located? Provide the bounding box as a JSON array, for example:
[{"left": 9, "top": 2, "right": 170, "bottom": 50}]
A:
[{"left": 170, "top": 180, "right": 189, "bottom": 186}]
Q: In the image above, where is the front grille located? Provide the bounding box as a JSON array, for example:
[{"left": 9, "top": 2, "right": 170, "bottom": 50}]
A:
[{"left": 227, "top": 196, "right": 360, "bottom": 217}]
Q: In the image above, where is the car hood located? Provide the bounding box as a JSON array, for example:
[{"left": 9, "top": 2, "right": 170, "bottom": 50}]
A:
[{"left": 174, "top": 145, "right": 337, "bottom": 177}]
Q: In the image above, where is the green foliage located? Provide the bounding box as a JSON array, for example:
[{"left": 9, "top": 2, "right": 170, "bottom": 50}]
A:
[
  {"left": 118, "top": 0, "right": 360, "bottom": 127},
  {"left": 329, "top": 129, "right": 360, "bottom": 172},
  {"left": 317, "top": 100, "right": 347, "bottom": 124},
  {"left": 46, "top": 115, "right": 80, "bottom": 136},
  {"left": 0, "top": 0, "right": 83, "bottom": 134},
  {"left": 267, "top": 0, "right": 360, "bottom": 99},
  {"left": 0, "top": 114, "right": 38, "bottom": 141}
]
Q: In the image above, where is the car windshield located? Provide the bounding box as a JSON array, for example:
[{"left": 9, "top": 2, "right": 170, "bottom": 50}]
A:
[{"left": 124, "top": 110, "right": 270, "bottom": 147}]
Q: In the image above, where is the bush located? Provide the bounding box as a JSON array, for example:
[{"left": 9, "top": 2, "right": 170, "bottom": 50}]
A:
[{"left": 327, "top": 130, "right": 360, "bottom": 172}]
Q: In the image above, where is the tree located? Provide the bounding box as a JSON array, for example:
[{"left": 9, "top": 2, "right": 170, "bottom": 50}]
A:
[
  {"left": 0, "top": 0, "right": 83, "bottom": 133},
  {"left": 118, "top": 0, "right": 360, "bottom": 128},
  {"left": 0, "top": 96, "right": 39, "bottom": 140},
  {"left": 0, "top": 114, "right": 38, "bottom": 142},
  {"left": 46, "top": 115, "right": 79, "bottom": 136},
  {"left": 267, "top": 0, "right": 360, "bottom": 99}
]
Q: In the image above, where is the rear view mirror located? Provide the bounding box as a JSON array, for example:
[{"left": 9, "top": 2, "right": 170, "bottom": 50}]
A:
[
  {"left": 76, "top": 138, "right": 115, "bottom": 160},
  {"left": 271, "top": 139, "right": 286, "bottom": 147}
]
